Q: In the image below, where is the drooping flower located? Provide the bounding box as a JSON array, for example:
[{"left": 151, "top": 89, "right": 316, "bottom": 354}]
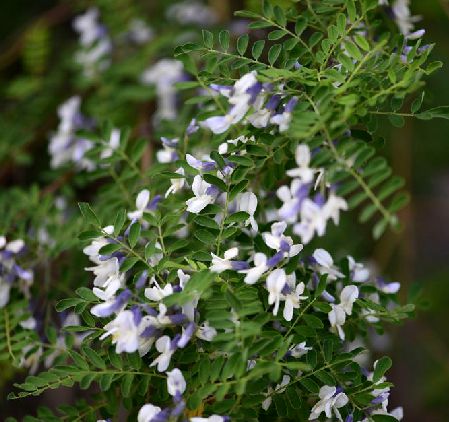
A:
[
  {"left": 186, "top": 175, "right": 217, "bottom": 214},
  {"left": 137, "top": 404, "right": 162, "bottom": 422},
  {"left": 328, "top": 304, "right": 347, "bottom": 341},
  {"left": 150, "top": 335, "right": 175, "bottom": 372},
  {"left": 237, "top": 192, "right": 258, "bottom": 232},
  {"left": 165, "top": 168, "right": 186, "bottom": 197},
  {"left": 100, "top": 128, "right": 121, "bottom": 160},
  {"left": 127, "top": 189, "right": 160, "bottom": 220},
  {"left": 210, "top": 248, "right": 249, "bottom": 273},
  {"left": 286, "top": 144, "right": 315, "bottom": 183},
  {"left": 312, "top": 249, "right": 344, "bottom": 281},
  {"left": 266, "top": 269, "right": 287, "bottom": 317},
  {"left": 100, "top": 309, "right": 140, "bottom": 353},
  {"left": 167, "top": 368, "right": 187, "bottom": 397},
  {"left": 282, "top": 273, "right": 308, "bottom": 322},
  {"left": 309, "top": 385, "right": 348, "bottom": 421},
  {"left": 239, "top": 252, "right": 268, "bottom": 285}
]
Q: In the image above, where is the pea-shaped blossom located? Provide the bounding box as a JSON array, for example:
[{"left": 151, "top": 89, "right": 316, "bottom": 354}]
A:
[
  {"left": 312, "top": 249, "right": 344, "bottom": 281},
  {"left": 150, "top": 335, "right": 175, "bottom": 372},
  {"left": 128, "top": 189, "right": 160, "bottom": 220},
  {"left": 309, "top": 385, "right": 348, "bottom": 421},
  {"left": 186, "top": 175, "right": 217, "bottom": 214},
  {"left": 266, "top": 269, "right": 287, "bottom": 317},
  {"left": 137, "top": 404, "right": 162, "bottom": 422},
  {"left": 167, "top": 368, "right": 186, "bottom": 397},
  {"left": 286, "top": 144, "right": 315, "bottom": 183},
  {"left": 100, "top": 309, "right": 140, "bottom": 353}
]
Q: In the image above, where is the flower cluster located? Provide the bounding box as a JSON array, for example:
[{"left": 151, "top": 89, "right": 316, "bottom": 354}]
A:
[{"left": 202, "top": 71, "right": 298, "bottom": 134}]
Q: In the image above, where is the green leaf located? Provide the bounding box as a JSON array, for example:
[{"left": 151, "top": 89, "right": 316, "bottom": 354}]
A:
[
  {"left": 347, "top": 0, "right": 357, "bottom": 22},
  {"left": 373, "top": 356, "right": 392, "bottom": 383},
  {"left": 78, "top": 203, "right": 100, "bottom": 226},
  {"left": 229, "top": 180, "right": 249, "bottom": 201},
  {"left": 202, "top": 30, "right": 214, "bottom": 48},
  {"left": 268, "top": 29, "right": 287, "bottom": 40},
  {"left": 194, "top": 215, "right": 220, "bottom": 230},
  {"left": 411, "top": 92, "right": 425, "bottom": 113},
  {"left": 252, "top": 40, "right": 265, "bottom": 60},
  {"left": 99, "top": 243, "right": 121, "bottom": 256},
  {"left": 128, "top": 223, "right": 141, "bottom": 248},
  {"left": 268, "top": 44, "right": 282, "bottom": 65},
  {"left": 344, "top": 41, "right": 362, "bottom": 61},
  {"left": 354, "top": 34, "right": 370, "bottom": 51},
  {"left": 194, "top": 229, "right": 216, "bottom": 245},
  {"left": 203, "top": 174, "right": 227, "bottom": 192},
  {"left": 218, "top": 30, "right": 230, "bottom": 50},
  {"left": 273, "top": 6, "right": 286, "bottom": 26},
  {"left": 295, "top": 17, "right": 307, "bottom": 36},
  {"left": 81, "top": 346, "right": 106, "bottom": 370},
  {"left": 121, "top": 374, "right": 134, "bottom": 397},
  {"left": 113, "top": 210, "right": 127, "bottom": 236},
  {"left": 225, "top": 211, "right": 250, "bottom": 225},
  {"left": 237, "top": 34, "right": 249, "bottom": 56}
]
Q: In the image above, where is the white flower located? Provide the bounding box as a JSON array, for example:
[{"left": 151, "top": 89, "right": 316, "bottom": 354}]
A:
[
  {"left": 309, "top": 385, "right": 348, "bottom": 421},
  {"left": 73, "top": 8, "right": 101, "bottom": 47},
  {"left": 286, "top": 144, "right": 315, "bottom": 183},
  {"left": 392, "top": 0, "right": 418, "bottom": 35},
  {"left": 100, "top": 310, "right": 140, "bottom": 353},
  {"left": 339, "top": 285, "right": 359, "bottom": 316},
  {"left": 237, "top": 192, "right": 258, "bottom": 232},
  {"left": 210, "top": 247, "right": 239, "bottom": 273},
  {"left": 138, "top": 404, "right": 162, "bottom": 422},
  {"left": 313, "top": 249, "right": 344, "bottom": 280},
  {"left": 190, "top": 416, "right": 227, "bottom": 422},
  {"left": 165, "top": 167, "right": 185, "bottom": 197},
  {"left": 289, "top": 342, "right": 312, "bottom": 358},
  {"left": 328, "top": 304, "right": 347, "bottom": 341},
  {"left": 282, "top": 273, "right": 307, "bottom": 322},
  {"left": 150, "top": 335, "right": 174, "bottom": 372},
  {"left": 293, "top": 199, "right": 327, "bottom": 244},
  {"left": 141, "top": 59, "right": 184, "bottom": 121},
  {"left": 100, "top": 128, "right": 121, "bottom": 160},
  {"left": 263, "top": 221, "right": 303, "bottom": 257},
  {"left": 266, "top": 269, "right": 287, "bottom": 317},
  {"left": 348, "top": 256, "right": 370, "bottom": 282},
  {"left": 186, "top": 175, "right": 216, "bottom": 214},
  {"left": 239, "top": 252, "right": 268, "bottom": 284},
  {"left": 277, "top": 178, "right": 305, "bottom": 224},
  {"left": 145, "top": 281, "right": 174, "bottom": 301},
  {"left": 167, "top": 368, "right": 186, "bottom": 396},
  {"left": 128, "top": 189, "right": 150, "bottom": 220},
  {"left": 322, "top": 193, "right": 348, "bottom": 226},
  {"left": 196, "top": 321, "right": 217, "bottom": 341}
]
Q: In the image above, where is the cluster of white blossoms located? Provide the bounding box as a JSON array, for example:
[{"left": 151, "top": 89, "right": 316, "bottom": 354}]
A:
[
  {"left": 277, "top": 144, "right": 347, "bottom": 244},
  {"left": 73, "top": 7, "right": 112, "bottom": 78},
  {"left": 201, "top": 71, "right": 298, "bottom": 134}
]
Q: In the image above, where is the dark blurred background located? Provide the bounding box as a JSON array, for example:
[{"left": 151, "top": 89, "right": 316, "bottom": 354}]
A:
[{"left": 0, "top": 1, "right": 448, "bottom": 421}]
